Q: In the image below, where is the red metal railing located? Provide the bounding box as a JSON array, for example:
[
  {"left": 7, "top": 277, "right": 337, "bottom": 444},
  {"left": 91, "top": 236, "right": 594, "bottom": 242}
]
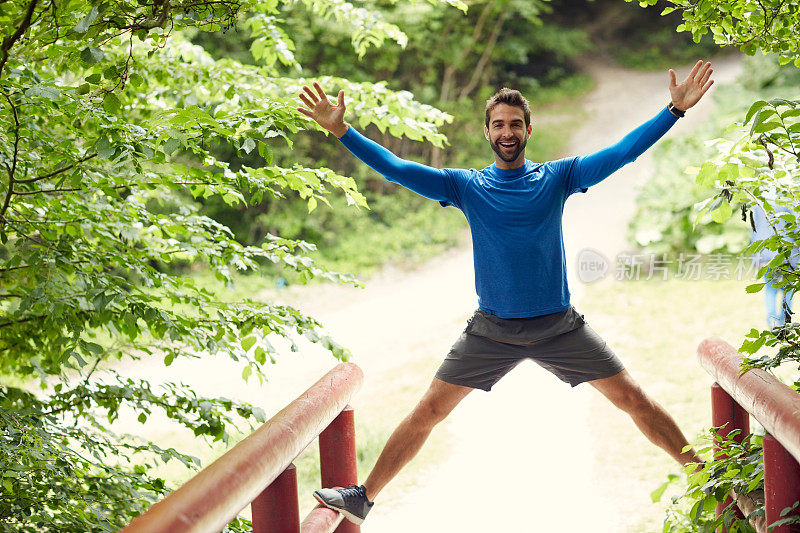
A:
[
  {"left": 120, "top": 362, "right": 364, "bottom": 533},
  {"left": 698, "top": 338, "right": 800, "bottom": 532}
]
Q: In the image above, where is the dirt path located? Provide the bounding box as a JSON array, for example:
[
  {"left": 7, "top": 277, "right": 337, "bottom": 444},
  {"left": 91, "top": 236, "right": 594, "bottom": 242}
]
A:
[{"left": 116, "top": 55, "right": 742, "bottom": 531}]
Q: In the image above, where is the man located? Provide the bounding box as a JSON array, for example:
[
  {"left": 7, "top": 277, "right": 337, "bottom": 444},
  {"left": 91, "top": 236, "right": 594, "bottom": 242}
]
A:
[{"left": 298, "top": 60, "right": 714, "bottom": 526}]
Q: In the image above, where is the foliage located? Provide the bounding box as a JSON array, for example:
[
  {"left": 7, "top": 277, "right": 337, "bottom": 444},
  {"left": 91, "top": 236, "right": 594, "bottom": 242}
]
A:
[
  {"left": 654, "top": 429, "right": 765, "bottom": 532},
  {"left": 190, "top": 0, "right": 597, "bottom": 277},
  {"left": 640, "top": 0, "right": 800, "bottom": 524},
  {"left": 0, "top": 0, "right": 457, "bottom": 529},
  {"left": 613, "top": 24, "right": 719, "bottom": 71},
  {"left": 659, "top": 0, "right": 800, "bottom": 66},
  {"left": 628, "top": 84, "right": 747, "bottom": 257},
  {"left": 0, "top": 383, "right": 261, "bottom": 532},
  {"left": 627, "top": 55, "right": 800, "bottom": 258},
  {"left": 695, "top": 94, "right": 800, "bottom": 371}
]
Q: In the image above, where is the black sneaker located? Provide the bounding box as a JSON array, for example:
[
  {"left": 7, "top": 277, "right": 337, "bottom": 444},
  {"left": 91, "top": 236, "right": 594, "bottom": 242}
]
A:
[{"left": 313, "top": 484, "right": 374, "bottom": 525}]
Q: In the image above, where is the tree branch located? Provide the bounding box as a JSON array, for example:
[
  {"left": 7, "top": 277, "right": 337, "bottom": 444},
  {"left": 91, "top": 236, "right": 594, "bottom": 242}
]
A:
[
  {"left": 12, "top": 180, "right": 221, "bottom": 196},
  {"left": 458, "top": 11, "right": 509, "bottom": 101},
  {"left": 0, "top": 315, "right": 42, "bottom": 328},
  {"left": 0, "top": 92, "right": 20, "bottom": 226},
  {"left": 15, "top": 153, "right": 98, "bottom": 184},
  {"left": 0, "top": 263, "right": 32, "bottom": 273},
  {"left": 0, "top": 0, "right": 39, "bottom": 79}
]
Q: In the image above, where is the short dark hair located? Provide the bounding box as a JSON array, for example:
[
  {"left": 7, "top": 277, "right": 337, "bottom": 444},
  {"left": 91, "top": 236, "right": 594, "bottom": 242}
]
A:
[{"left": 485, "top": 88, "right": 531, "bottom": 128}]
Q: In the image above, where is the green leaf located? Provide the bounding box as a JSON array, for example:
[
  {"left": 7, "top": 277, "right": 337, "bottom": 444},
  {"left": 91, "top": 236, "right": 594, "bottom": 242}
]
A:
[
  {"left": 718, "top": 163, "right": 738, "bottom": 181},
  {"left": 240, "top": 336, "right": 256, "bottom": 352},
  {"left": 80, "top": 46, "right": 104, "bottom": 64},
  {"left": 746, "top": 282, "right": 766, "bottom": 293},
  {"left": 74, "top": 6, "right": 99, "bottom": 34},
  {"left": 163, "top": 138, "right": 181, "bottom": 154},
  {"left": 254, "top": 346, "right": 267, "bottom": 365},
  {"left": 25, "top": 84, "right": 61, "bottom": 99},
  {"left": 241, "top": 137, "right": 256, "bottom": 154},
  {"left": 84, "top": 342, "right": 103, "bottom": 355},
  {"left": 258, "top": 141, "right": 273, "bottom": 164},
  {"left": 696, "top": 161, "right": 718, "bottom": 188},
  {"left": 137, "top": 413, "right": 147, "bottom": 423},
  {"left": 103, "top": 93, "right": 121, "bottom": 114},
  {"left": 710, "top": 201, "right": 733, "bottom": 223},
  {"left": 651, "top": 478, "right": 672, "bottom": 502},
  {"left": 744, "top": 100, "right": 769, "bottom": 124},
  {"left": 95, "top": 135, "right": 114, "bottom": 159},
  {"left": 242, "top": 365, "right": 253, "bottom": 381},
  {"left": 753, "top": 120, "right": 783, "bottom": 134}
]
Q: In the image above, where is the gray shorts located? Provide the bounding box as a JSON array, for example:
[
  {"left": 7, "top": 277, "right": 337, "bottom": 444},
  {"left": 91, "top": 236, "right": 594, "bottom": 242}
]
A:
[{"left": 435, "top": 307, "right": 624, "bottom": 391}]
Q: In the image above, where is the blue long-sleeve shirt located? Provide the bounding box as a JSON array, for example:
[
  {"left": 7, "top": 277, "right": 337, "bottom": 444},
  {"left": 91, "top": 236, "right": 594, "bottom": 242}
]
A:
[{"left": 339, "top": 106, "right": 678, "bottom": 318}]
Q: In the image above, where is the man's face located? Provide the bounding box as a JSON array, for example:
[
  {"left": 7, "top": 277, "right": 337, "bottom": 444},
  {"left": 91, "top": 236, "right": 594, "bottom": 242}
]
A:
[{"left": 484, "top": 104, "right": 532, "bottom": 166}]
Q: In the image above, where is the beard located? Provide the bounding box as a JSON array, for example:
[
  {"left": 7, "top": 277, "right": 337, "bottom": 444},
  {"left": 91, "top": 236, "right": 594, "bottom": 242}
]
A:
[{"left": 490, "top": 136, "right": 528, "bottom": 163}]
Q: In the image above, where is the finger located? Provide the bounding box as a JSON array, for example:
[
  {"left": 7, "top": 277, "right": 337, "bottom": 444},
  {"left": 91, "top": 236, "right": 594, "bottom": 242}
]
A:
[
  {"left": 297, "top": 107, "right": 313, "bottom": 118},
  {"left": 701, "top": 79, "right": 715, "bottom": 95},
  {"left": 669, "top": 69, "right": 678, "bottom": 88},
  {"left": 687, "top": 59, "right": 703, "bottom": 80},
  {"left": 313, "top": 81, "right": 327, "bottom": 101},
  {"left": 298, "top": 93, "right": 315, "bottom": 109},
  {"left": 699, "top": 67, "right": 713, "bottom": 87},
  {"left": 696, "top": 62, "right": 712, "bottom": 82},
  {"left": 302, "top": 85, "right": 319, "bottom": 104},
  {"left": 337, "top": 89, "right": 345, "bottom": 108}
]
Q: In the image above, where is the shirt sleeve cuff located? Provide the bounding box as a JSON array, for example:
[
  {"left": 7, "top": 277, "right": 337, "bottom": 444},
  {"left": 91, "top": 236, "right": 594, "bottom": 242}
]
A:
[
  {"left": 337, "top": 125, "right": 354, "bottom": 141},
  {"left": 663, "top": 105, "right": 680, "bottom": 122}
]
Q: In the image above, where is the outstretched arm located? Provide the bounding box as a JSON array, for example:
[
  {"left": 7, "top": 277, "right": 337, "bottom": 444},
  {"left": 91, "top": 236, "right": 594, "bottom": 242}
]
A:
[
  {"left": 570, "top": 61, "right": 715, "bottom": 192},
  {"left": 297, "top": 83, "right": 451, "bottom": 203}
]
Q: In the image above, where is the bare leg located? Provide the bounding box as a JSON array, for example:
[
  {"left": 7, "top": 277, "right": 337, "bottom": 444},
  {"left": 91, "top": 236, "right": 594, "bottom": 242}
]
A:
[
  {"left": 590, "top": 370, "right": 702, "bottom": 466},
  {"left": 362, "top": 377, "right": 473, "bottom": 501}
]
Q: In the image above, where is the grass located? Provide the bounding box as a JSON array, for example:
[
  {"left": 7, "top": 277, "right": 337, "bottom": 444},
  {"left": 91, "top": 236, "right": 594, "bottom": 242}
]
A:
[{"left": 578, "top": 275, "right": 776, "bottom": 532}]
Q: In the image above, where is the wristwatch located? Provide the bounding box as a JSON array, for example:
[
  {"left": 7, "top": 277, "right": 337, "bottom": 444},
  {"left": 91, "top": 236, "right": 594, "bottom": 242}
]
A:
[{"left": 668, "top": 102, "right": 686, "bottom": 118}]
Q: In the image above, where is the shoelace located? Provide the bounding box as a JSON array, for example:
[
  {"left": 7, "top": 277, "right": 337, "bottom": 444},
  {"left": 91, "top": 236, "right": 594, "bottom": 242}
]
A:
[{"left": 340, "top": 484, "right": 369, "bottom": 504}]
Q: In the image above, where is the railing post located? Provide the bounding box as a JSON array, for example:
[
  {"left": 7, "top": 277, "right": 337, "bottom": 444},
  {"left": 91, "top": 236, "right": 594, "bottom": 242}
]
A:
[
  {"left": 711, "top": 383, "right": 750, "bottom": 444},
  {"left": 711, "top": 383, "right": 750, "bottom": 528},
  {"left": 319, "top": 405, "right": 360, "bottom": 533},
  {"left": 251, "top": 463, "right": 300, "bottom": 533},
  {"left": 764, "top": 433, "right": 800, "bottom": 532}
]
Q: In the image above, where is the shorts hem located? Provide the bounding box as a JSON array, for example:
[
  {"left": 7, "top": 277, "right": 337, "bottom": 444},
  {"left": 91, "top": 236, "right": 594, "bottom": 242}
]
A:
[
  {"left": 571, "top": 366, "right": 626, "bottom": 388},
  {"left": 435, "top": 374, "right": 493, "bottom": 392}
]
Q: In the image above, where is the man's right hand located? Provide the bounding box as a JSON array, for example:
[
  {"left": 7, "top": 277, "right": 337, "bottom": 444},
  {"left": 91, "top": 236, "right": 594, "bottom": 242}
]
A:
[{"left": 297, "top": 82, "right": 349, "bottom": 138}]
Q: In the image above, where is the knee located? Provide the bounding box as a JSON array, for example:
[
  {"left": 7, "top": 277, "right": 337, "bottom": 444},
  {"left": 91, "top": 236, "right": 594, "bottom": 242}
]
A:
[{"left": 411, "top": 398, "right": 450, "bottom": 427}]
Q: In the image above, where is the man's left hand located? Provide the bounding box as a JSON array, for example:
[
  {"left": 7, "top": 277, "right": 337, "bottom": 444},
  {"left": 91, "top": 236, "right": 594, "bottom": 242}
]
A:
[{"left": 668, "top": 60, "right": 714, "bottom": 112}]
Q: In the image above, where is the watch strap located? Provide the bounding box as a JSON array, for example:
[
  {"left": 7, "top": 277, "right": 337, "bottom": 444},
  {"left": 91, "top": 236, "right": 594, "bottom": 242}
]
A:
[{"left": 668, "top": 102, "right": 686, "bottom": 118}]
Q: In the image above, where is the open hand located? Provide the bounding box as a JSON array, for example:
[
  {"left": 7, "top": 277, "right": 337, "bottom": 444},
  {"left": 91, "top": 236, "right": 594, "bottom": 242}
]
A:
[
  {"left": 668, "top": 60, "right": 714, "bottom": 112},
  {"left": 297, "top": 82, "right": 348, "bottom": 138}
]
